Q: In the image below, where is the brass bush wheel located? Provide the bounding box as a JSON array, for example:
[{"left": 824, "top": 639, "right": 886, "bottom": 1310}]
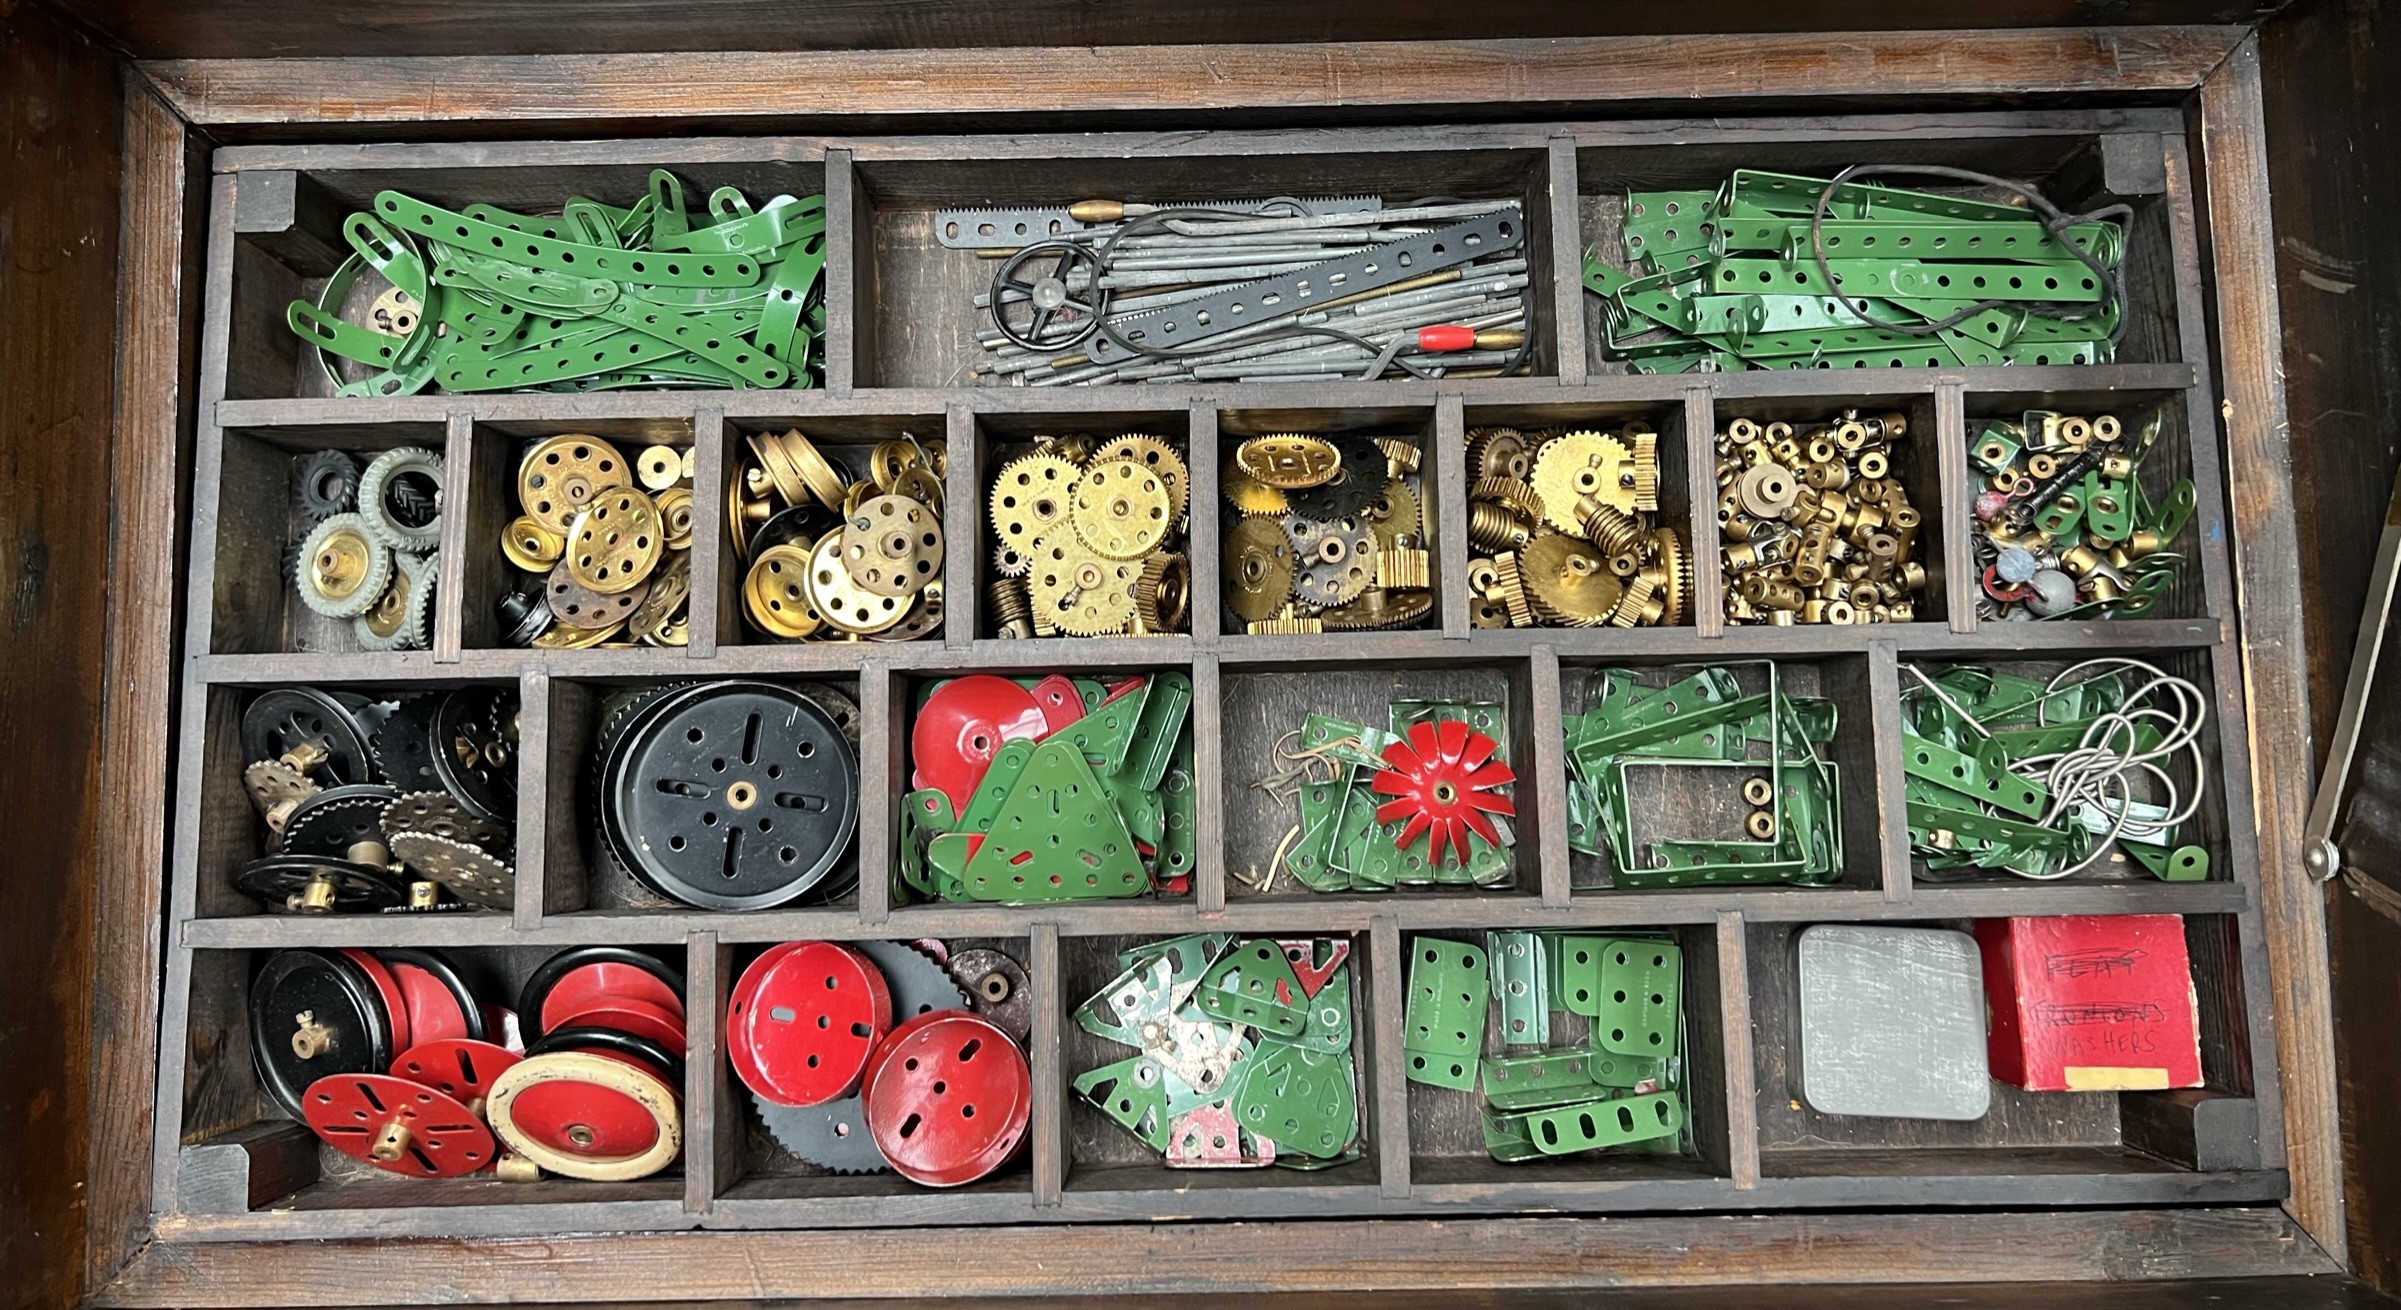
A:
[
  {"left": 486, "top": 1051, "right": 683, "bottom": 1182},
  {"left": 805, "top": 531, "right": 911, "bottom": 635},
  {"left": 296, "top": 513, "right": 392, "bottom": 620},
  {"left": 565, "top": 488, "right": 665, "bottom": 595},
  {"left": 518, "top": 435, "right": 630, "bottom": 535},
  {"left": 744, "top": 544, "right": 822, "bottom": 639},
  {"left": 636, "top": 443, "right": 683, "bottom": 492},
  {"left": 840, "top": 494, "right": 942, "bottom": 597},
  {"left": 1223, "top": 517, "right": 1297, "bottom": 623},
  {"left": 501, "top": 515, "right": 565, "bottom": 571}
]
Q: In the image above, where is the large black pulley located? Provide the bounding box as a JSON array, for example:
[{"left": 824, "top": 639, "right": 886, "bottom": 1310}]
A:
[
  {"left": 431, "top": 687, "right": 517, "bottom": 822},
  {"left": 241, "top": 687, "right": 378, "bottom": 783},
  {"left": 233, "top": 853, "right": 410, "bottom": 913},
  {"left": 599, "top": 681, "right": 858, "bottom": 910},
  {"left": 249, "top": 947, "right": 395, "bottom": 1120},
  {"left": 516, "top": 945, "right": 688, "bottom": 1041}
]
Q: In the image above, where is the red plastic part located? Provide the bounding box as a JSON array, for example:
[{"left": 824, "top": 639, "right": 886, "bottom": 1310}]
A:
[
  {"left": 549, "top": 996, "right": 690, "bottom": 1055},
  {"left": 910, "top": 675, "right": 1049, "bottom": 814},
  {"left": 1415, "top": 324, "right": 1476, "bottom": 351},
  {"left": 387, "top": 958, "right": 473, "bottom": 1046},
  {"left": 727, "top": 941, "right": 894, "bottom": 1107},
  {"left": 303, "top": 1072, "right": 497, "bottom": 1178},
  {"left": 1371, "top": 718, "right": 1518, "bottom": 868},
  {"left": 390, "top": 1038, "right": 522, "bottom": 1103},
  {"left": 1026, "top": 674, "right": 1085, "bottom": 734},
  {"left": 862, "top": 1011, "right": 1031, "bottom": 1187},
  {"left": 505, "top": 1072, "right": 668, "bottom": 1162},
  {"left": 1279, "top": 939, "right": 1351, "bottom": 999},
  {"left": 540, "top": 960, "right": 686, "bottom": 1035},
  {"left": 1976, "top": 914, "right": 2202, "bottom": 1092},
  {"left": 338, "top": 947, "right": 411, "bottom": 1055}
]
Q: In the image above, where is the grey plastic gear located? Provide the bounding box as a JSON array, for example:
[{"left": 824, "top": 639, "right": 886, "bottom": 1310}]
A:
[
  {"left": 295, "top": 512, "right": 394, "bottom": 619},
  {"left": 855, "top": 940, "right": 967, "bottom": 1023},
  {"left": 357, "top": 446, "right": 446, "bottom": 551},
  {"left": 353, "top": 551, "right": 436, "bottom": 652},
  {"left": 294, "top": 449, "right": 362, "bottom": 523},
  {"left": 755, "top": 1092, "right": 889, "bottom": 1174}
]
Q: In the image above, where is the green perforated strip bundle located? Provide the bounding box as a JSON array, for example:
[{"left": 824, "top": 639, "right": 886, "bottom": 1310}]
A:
[
  {"left": 1074, "top": 934, "right": 1362, "bottom": 1169},
  {"left": 1584, "top": 169, "right": 2122, "bottom": 373},
  {"left": 285, "top": 170, "right": 827, "bottom": 396},
  {"left": 1562, "top": 663, "right": 1844, "bottom": 889}
]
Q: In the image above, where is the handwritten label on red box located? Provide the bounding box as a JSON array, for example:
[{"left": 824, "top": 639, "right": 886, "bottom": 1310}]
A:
[{"left": 1975, "top": 914, "right": 2202, "bottom": 1093}]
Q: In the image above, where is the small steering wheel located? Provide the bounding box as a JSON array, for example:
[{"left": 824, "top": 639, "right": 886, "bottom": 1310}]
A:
[{"left": 989, "top": 239, "right": 1108, "bottom": 352}]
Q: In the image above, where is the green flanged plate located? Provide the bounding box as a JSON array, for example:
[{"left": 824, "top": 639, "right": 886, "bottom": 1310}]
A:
[
  {"left": 1488, "top": 931, "right": 1548, "bottom": 1047},
  {"left": 1595, "top": 938, "right": 1682, "bottom": 1059},
  {"left": 1232, "top": 1039, "right": 1358, "bottom": 1160},
  {"left": 1509, "top": 1092, "right": 1684, "bottom": 1155},
  {"left": 1301, "top": 965, "right": 1354, "bottom": 1055},
  {"left": 1074, "top": 1054, "right": 1173, "bottom": 1152},
  {"left": 962, "top": 739, "right": 1145, "bottom": 901},
  {"left": 1482, "top": 1051, "right": 1598, "bottom": 1111},
  {"left": 1195, "top": 938, "right": 1311, "bottom": 1038},
  {"left": 1404, "top": 938, "right": 1488, "bottom": 1057}
]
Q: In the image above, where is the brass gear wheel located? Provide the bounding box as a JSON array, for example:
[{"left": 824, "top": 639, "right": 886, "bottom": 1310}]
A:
[
  {"left": 1070, "top": 457, "right": 1173, "bottom": 560},
  {"left": 1094, "top": 435, "right": 1190, "bottom": 524},
  {"left": 1321, "top": 589, "right": 1434, "bottom": 631},
  {"left": 1471, "top": 475, "right": 1546, "bottom": 524},
  {"left": 1466, "top": 427, "right": 1532, "bottom": 481},
  {"left": 987, "top": 451, "right": 1080, "bottom": 558},
  {"left": 1134, "top": 554, "right": 1190, "bottom": 633},
  {"left": 1221, "top": 456, "right": 1291, "bottom": 517},
  {"left": 1026, "top": 533, "right": 1139, "bottom": 636},
  {"left": 1641, "top": 527, "right": 1691, "bottom": 626},
  {"left": 1532, "top": 431, "right": 1637, "bottom": 529},
  {"left": 519, "top": 435, "right": 630, "bottom": 535},
  {"left": 1492, "top": 551, "right": 1535, "bottom": 627},
  {"left": 1235, "top": 435, "right": 1339, "bottom": 489},
  {"left": 991, "top": 542, "right": 1033, "bottom": 579},
  {"left": 1521, "top": 534, "right": 1623, "bottom": 627},
  {"left": 1366, "top": 479, "right": 1422, "bottom": 549},
  {"left": 1222, "top": 517, "right": 1297, "bottom": 623}
]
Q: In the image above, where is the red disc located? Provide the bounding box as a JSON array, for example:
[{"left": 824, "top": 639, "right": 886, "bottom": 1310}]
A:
[
  {"left": 390, "top": 1038, "right": 521, "bottom": 1102},
  {"left": 728, "top": 941, "right": 893, "bottom": 1106},
  {"left": 302, "top": 1072, "right": 497, "bottom": 1178},
  {"left": 387, "top": 959, "right": 472, "bottom": 1045},
  {"left": 910, "top": 675, "right": 1048, "bottom": 814},
  {"left": 1026, "top": 674, "right": 1085, "bottom": 733},
  {"left": 338, "top": 948, "right": 411, "bottom": 1054},
  {"left": 549, "top": 995, "right": 689, "bottom": 1055},
  {"left": 540, "top": 960, "right": 686, "bottom": 1035},
  {"left": 862, "top": 1011, "right": 1030, "bottom": 1187},
  {"left": 506, "top": 1071, "right": 667, "bottom": 1160}
]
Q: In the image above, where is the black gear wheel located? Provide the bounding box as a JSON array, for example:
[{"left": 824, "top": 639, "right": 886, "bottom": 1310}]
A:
[{"left": 294, "top": 449, "right": 362, "bottom": 523}]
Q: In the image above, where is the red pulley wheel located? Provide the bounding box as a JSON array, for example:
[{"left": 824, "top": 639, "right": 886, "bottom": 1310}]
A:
[
  {"left": 338, "top": 948, "right": 412, "bottom": 1054},
  {"left": 390, "top": 1038, "right": 521, "bottom": 1106},
  {"left": 487, "top": 1051, "right": 683, "bottom": 1181},
  {"left": 539, "top": 960, "right": 687, "bottom": 1035},
  {"left": 910, "top": 675, "right": 1047, "bottom": 815},
  {"left": 302, "top": 1072, "right": 497, "bottom": 1178},
  {"left": 385, "top": 958, "right": 473, "bottom": 1045},
  {"left": 549, "top": 995, "right": 689, "bottom": 1055},
  {"left": 728, "top": 941, "right": 893, "bottom": 1106},
  {"left": 862, "top": 1011, "right": 1030, "bottom": 1187}
]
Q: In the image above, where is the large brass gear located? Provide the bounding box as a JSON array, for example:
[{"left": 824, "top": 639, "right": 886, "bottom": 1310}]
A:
[
  {"left": 1070, "top": 457, "right": 1173, "bottom": 560},
  {"left": 988, "top": 451, "right": 1081, "bottom": 558},
  {"left": 1235, "top": 435, "right": 1339, "bottom": 489},
  {"left": 1521, "top": 533, "right": 1624, "bottom": 626},
  {"left": 1026, "top": 533, "right": 1139, "bottom": 636},
  {"left": 1093, "top": 435, "right": 1189, "bottom": 525},
  {"left": 1220, "top": 456, "right": 1291, "bottom": 517},
  {"left": 519, "top": 435, "right": 630, "bottom": 535},
  {"left": 1320, "top": 588, "right": 1434, "bottom": 631},
  {"left": 1641, "top": 527, "right": 1691, "bottom": 626},
  {"left": 1533, "top": 431, "right": 1637, "bottom": 529},
  {"left": 1287, "top": 516, "right": 1377, "bottom": 610},
  {"left": 1366, "top": 479, "right": 1422, "bottom": 550},
  {"left": 1223, "top": 517, "right": 1297, "bottom": 623}
]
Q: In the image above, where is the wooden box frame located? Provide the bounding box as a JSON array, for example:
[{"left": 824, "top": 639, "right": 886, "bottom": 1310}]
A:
[{"left": 87, "top": 25, "right": 2341, "bottom": 1305}]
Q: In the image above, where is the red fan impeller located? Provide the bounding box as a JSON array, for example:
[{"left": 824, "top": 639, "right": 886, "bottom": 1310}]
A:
[{"left": 1370, "top": 718, "right": 1517, "bottom": 868}]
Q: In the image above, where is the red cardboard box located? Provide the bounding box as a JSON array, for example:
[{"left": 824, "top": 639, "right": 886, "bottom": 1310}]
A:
[{"left": 1974, "top": 914, "right": 2203, "bottom": 1092}]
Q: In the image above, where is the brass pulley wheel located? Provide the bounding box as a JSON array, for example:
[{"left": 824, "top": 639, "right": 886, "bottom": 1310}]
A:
[
  {"left": 519, "top": 435, "right": 630, "bottom": 535},
  {"left": 805, "top": 531, "right": 912, "bottom": 635},
  {"left": 743, "top": 544, "right": 822, "bottom": 639},
  {"left": 636, "top": 443, "right": 683, "bottom": 492},
  {"left": 1224, "top": 517, "right": 1298, "bottom": 623},
  {"left": 1071, "top": 457, "right": 1172, "bottom": 560},
  {"left": 531, "top": 617, "right": 626, "bottom": 649},
  {"left": 1236, "top": 435, "right": 1339, "bottom": 489},
  {"left": 654, "top": 487, "right": 695, "bottom": 551},
  {"left": 750, "top": 429, "right": 845, "bottom": 509},
  {"left": 501, "top": 515, "right": 565, "bottom": 571},
  {"left": 869, "top": 583, "right": 944, "bottom": 643},
  {"left": 565, "top": 488, "right": 665, "bottom": 595},
  {"left": 1027, "top": 533, "right": 1138, "bottom": 636},
  {"left": 627, "top": 553, "right": 692, "bottom": 641},
  {"left": 840, "top": 494, "right": 942, "bottom": 598}
]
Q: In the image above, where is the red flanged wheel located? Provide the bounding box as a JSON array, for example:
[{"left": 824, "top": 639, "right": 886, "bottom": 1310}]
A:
[
  {"left": 390, "top": 1038, "right": 521, "bottom": 1107},
  {"left": 487, "top": 1050, "right": 683, "bottom": 1182},
  {"left": 549, "top": 995, "right": 689, "bottom": 1055},
  {"left": 728, "top": 941, "right": 893, "bottom": 1107},
  {"left": 910, "top": 675, "right": 1048, "bottom": 814},
  {"left": 861, "top": 1011, "right": 1030, "bottom": 1187},
  {"left": 381, "top": 950, "right": 480, "bottom": 1045},
  {"left": 338, "top": 948, "right": 412, "bottom": 1054},
  {"left": 538, "top": 959, "right": 687, "bottom": 1036},
  {"left": 1371, "top": 718, "right": 1517, "bottom": 869},
  {"left": 302, "top": 1072, "right": 498, "bottom": 1178}
]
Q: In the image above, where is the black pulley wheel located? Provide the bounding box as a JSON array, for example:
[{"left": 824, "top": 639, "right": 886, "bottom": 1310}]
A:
[
  {"left": 516, "top": 945, "right": 688, "bottom": 1042},
  {"left": 431, "top": 687, "right": 517, "bottom": 822},
  {"left": 527, "top": 1024, "right": 686, "bottom": 1088},
  {"left": 241, "top": 688, "right": 376, "bottom": 783},
  {"left": 369, "top": 694, "right": 444, "bottom": 793},
  {"left": 233, "top": 854, "right": 409, "bottom": 913},
  {"left": 281, "top": 783, "right": 401, "bottom": 858},
  {"left": 603, "top": 681, "right": 859, "bottom": 911},
  {"left": 377, "top": 947, "right": 488, "bottom": 1042},
  {"left": 1284, "top": 434, "right": 1389, "bottom": 522},
  {"left": 250, "top": 947, "right": 395, "bottom": 1120},
  {"left": 989, "top": 239, "right": 1109, "bottom": 352}
]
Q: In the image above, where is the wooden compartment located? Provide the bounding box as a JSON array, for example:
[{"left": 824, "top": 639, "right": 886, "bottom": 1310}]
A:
[
  {"left": 1571, "top": 123, "right": 2189, "bottom": 377},
  {"left": 849, "top": 146, "right": 1557, "bottom": 389},
  {"left": 222, "top": 156, "right": 828, "bottom": 403}
]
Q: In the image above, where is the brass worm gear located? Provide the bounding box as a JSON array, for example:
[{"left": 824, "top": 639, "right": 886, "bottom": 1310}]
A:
[
  {"left": 1027, "top": 533, "right": 1139, "bottom": 636},
  {"left": 988, "top": 451, "right": 1081, "bottom": 557},
  {"left": 296, "top": 512, "right": 393, "bottom": 619},
  {"left": 1471, "top": 475, "right": 1545, "bottom": 524},
  {"left": 357, "top": 446, "right": 446, "bottom": 552}
]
